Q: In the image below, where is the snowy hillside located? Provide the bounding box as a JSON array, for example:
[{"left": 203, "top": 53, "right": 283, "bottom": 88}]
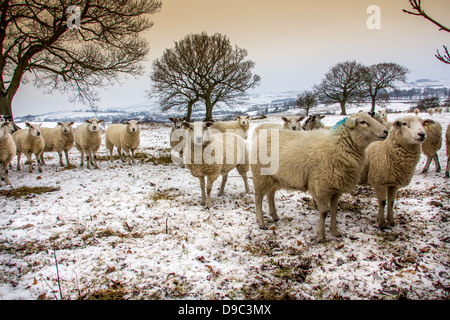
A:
[{"left": 0, "top": 104, "right": 449, "bottom": 300}]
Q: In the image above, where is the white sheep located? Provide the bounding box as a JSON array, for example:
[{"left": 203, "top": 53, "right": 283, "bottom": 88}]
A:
[
  {"left": 360, "top": 116, "right": 435, "bottom": 229},
  {"left": 428, "top": 108, "right": 434, "bottom": 116},
  {"left": 40, "top": 122, "right": 75, "bottom": 167},
  {"left": 302, "top": 114, "right": 330, "bottom": 130},
  {"left": 182, "top": 121, "right": 250, "bottom": 208},
  {"left": 105, "top": 120, "right": 141, "bottom": 165},
  {"left": 414, "top": 108, "right": 420, "bottom": 115},
  {"left": 253, "top": 116, "right": 306, "bottom": 133},
  {"left": 250, "top": 112, "right": 389, "bottom": 242},
  {"left": 378, "top": 109, "right": 388, "bottom": 123},
  {"left": 421, "top": 121, "right": 442, "bottom": 173},
  {"left": 74, "top": 118, "right": 103, "bottom": 169},
  {"left": 211, "top": 115, "right": 250, "bottom": 139},
  {"left": 169, "top": 117, "right": 187, "bottom": 164},
  {"left": 12, "top": 122, "right": 45, "bottom": 173},
  {"left": 0, "top": 121, "right": 16, "bottom": 185},
  {"left": 445, "top": 124, "right": 450, "bottom": 178}
]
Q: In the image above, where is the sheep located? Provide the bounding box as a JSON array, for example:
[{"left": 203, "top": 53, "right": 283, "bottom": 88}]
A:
[
  {"left": 211, "top": 115, "right": 250, "bottom": 139},
  {"left": 302, "top": 114, "right": 330, "bottom": 130},
  {"left": 414, "top": 108, "right": 420, "bottom": 115},
  {"left": 12, "top": 122, "right": 45, "bottom": 173},
  {"left": 421, "top": 121, "right": 442, "bottom": 173},
  {"left": 39, "top": 122, "right": 75, "bottom": 167},
  {"left": 250, "top": 112, "right": 389, "bottom": 242},
  {"left": 428, "top": 108, "right": 434, "bottom": 116},
  {"left": 0, "top": 121, "right": 16, "bottom": 185},
  {"left": 378, "top": 109, "right": 388, "bottom": 123},
  {"left": 105, "top": 120, "right": 141, "bottom": 165},
  {"left": 182, "top": 121, "right": 250, "bottom": 208},
  {"left": 74, "top": 118, "right": 103, "bottom": 169},
  {"left": 253, "top": 116, "right": 306, "bottom": 133},
  {"left": 169, "top": 117, "right": 187, "bottom": 164},
  {"left": 445, "top": 124, "right": 450, "bottom": 178},
  {"left": 359, "top": 116, "right": 435, "bottom": 229}
]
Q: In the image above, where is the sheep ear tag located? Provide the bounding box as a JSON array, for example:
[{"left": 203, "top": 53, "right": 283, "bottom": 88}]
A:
[
  {"left": 426, "top": 123, "right": 430, "bottom": 130},
  {"left": 347, "top": 118, "right": 356, "bottom": 129}
]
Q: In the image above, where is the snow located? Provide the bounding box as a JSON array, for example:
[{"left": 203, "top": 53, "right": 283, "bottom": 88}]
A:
[{"left": 0, "top": 105, "right": 449, "bottom": 300}]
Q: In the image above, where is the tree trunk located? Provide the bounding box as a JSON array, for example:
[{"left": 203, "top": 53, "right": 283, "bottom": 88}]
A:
[
  {"left": 186, "top": 101, "right": 193, "bottom": 122},
  {"left": 370, "top": 95, "right": 377, "bottom": 113},
  {"left": 340, "top": 101, "right": 347, "bottom": 115},
  {"left": 0, "top": 94, "right": 12, "bottom": 117},
  {"left": 204, "top": 99, "right": 214, "bottom": 121}
]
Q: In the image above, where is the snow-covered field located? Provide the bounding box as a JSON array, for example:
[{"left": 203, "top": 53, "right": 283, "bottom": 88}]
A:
[{"left": 0, "top": 106, "right": 449, "bottom": 300}]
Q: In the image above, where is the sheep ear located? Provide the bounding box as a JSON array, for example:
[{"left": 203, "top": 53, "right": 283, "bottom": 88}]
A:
[
  {"left": 422, "top": 119, "right": 435, "bottom": 127},
  {"left": 299, "top": 116, "right": 305, "bottom": 121},
  {"left": 57, "top": 122, "right": 62, "bottom": 126},
  {"left": 181, "top": 121, "right": 190, "bottom": 129},
  {"left": 125, "top": 121, "right": 130, "bottom": 125},
  {"left": 318, "top": 115, "right": 325, "bottom": 119},
  {"left": 281, "top": 117, "right": 288, "bottom": 122},
  {"left": 392, "top": 120, "right": 401, "bottom": 128},
  {"left": 26, "top": 122, "right": 31, "bottom": 127},
  {"left": 205, "top": 121, "right": 214, "bottom": 127},
  {"left": 70, "top": 122, "right": 75, "bottom": 126},
  {"left": 246, "top": 116, "right": 250, "bottom": 119},
  {"left": 168, "top": 117, "right": 174, "bottom": 122},
  {"left": 98, "top": 119, "right": 104, "bottom": 123},
  {"left": 346, "top": 117, "right": 356, "bottom": 129},
  {"left": 85, "top": 119, "right": 91, "bottom": 123}
]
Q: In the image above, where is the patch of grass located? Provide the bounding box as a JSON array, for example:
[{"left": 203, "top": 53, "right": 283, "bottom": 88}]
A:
[
  {"left": 0, "top": 186, "right": 60, "bottom": 198},
  {"left": 147, "top": 188, "right": 182, "bottom": 203}
]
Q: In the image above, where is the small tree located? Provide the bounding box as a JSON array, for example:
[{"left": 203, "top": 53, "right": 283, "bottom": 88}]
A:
[
  {"left": 314, "top": 61, "right": 365, "bottom": 115},
  {"left": 0, "top": 0, "right": 162, "bottom": 121},
  {"left": 296, "top": 90, "right": 318, "bottom": 116},
  {"left": 416, "top": 96, "right": 440, "bottom": 111},
  {"left": 150, "top": 32, "right": 260, "bottom": 121},
  {"left": 360, "top": 63, "right": 410, "bottom": 113}
]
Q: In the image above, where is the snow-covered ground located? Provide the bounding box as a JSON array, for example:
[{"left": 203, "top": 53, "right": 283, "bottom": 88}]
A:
[{"left": 0, "top": 104, "right": 449, "bottom": 300}]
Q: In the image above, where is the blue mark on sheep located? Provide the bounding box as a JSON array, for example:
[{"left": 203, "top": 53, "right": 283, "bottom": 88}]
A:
[{"left": 332, "top": 117, "right": 348, "bottom": 131}]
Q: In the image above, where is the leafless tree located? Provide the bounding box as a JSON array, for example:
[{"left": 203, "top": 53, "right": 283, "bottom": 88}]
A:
[
  {"left": 0, "top": 0, "right": 162, "bottom": 121},
  {"left": 296, "top": 90, "right": 318, "bottom": 116},
  {"left": 403, "top": 0, "right": 450, "bottom": 64},
  {"left": 360, "top": 63, "right": 410, "bottom": 113},
  {"left": 150, "top": 32, "right": 260, "bottom": 121},
  {"left": 314, "top": 61, "right": 365, "bottom": 115}
]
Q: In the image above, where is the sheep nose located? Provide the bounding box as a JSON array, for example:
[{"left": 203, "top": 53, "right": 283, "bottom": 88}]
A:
[
  {"left": 195, "top": 137, "right": 202, "bottom": 143},
  {"left": 383, "top": 129, "right": 388, "bottom": 135},
  {"left": 418, "top": 132, "right": 426, "bottom": 140},
  {"left": 292, "top": 126, "right": 297, "bottom": 130},
  {"left": 36, "top": 132, "right": 40, "bottom": 136}
]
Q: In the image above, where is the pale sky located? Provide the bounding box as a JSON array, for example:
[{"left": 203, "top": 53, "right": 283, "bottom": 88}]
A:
[{"left": 13, "top": 0, "right": 450, "bottom": 117}]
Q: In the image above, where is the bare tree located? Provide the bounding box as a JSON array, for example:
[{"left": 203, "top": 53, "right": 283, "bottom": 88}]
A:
[
  {"left": 150, "top": 32, "right": 260, "bottom": 121},
  {"left": 0, "top": 0, "right": 162, "bottom": 121},
  {"left": 296, "top": 90, "right": 318, "bottom": 116},
  {"left": 360, "top": 63, "right": 410, "bottom": 113},
  {"left": 314, "top": 61, "right": 365, "bottom": 115},
  {"left": 403, "top": 0, "right": 450, "bottom": 64}
]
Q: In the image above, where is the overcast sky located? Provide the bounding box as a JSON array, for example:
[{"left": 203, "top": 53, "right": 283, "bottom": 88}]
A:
[{"left": 12, "top": 0, "right": 450, "bottom": 117}]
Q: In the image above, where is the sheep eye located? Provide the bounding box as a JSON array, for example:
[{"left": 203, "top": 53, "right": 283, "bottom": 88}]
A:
[{"left": 360, "top": 120, "right": 368, "bottom": 125}]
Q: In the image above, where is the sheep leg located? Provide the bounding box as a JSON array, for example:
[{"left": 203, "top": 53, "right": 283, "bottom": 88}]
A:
[
  {"left": 40, "top": 152, "right": 46, "bottom": 166},
  {"left": 16, "top": 153, "right": 21, "bottom": 171},
  {"left": 64, "top": 149, "right": 71, "bottom": 166},
  {"left": 2, "top": 163, "right": 10, "bottom": 185},
  {"left": 57, "top": 151, "right": 64, "bottom": 166},
  {"left": 386, "top": 186, "right": 398, "bottom": 226},
  {"left": 118, "top": 147, "right": 125, "bottom": 162},
  {"left": 24, "top": 153, "right": 33, "bottom": 173},
  {"left": 267, "top": 191, "right": 279, "bottom": 222},
  {"left": 446, "top": 157, "right": 450, "bottom": 178},
  {"left": 433, "top": 154, "right": 441, "bottom": 172},
  {"left": 35, "top": 152, "right": 43, "bottom": 173},
  {"left": 131, "top": 149, "right": 137, "bottom": 164},
  {"left": 218, "top": 173, "right": 228, "bottom": 196},
  {"left": 421, "top": 156, "right": 433, "bottom": 173},
  {"left": 199, "top": 176, "right": 206, "bottom": 206},
  {"left": 374, "top": 186, "right": 387, "bottom": 229},
  {"left": 206, "top": 175, "right": 217, "bottom": 209},
  {"left": 329, "top": 193, "right": 341, "bottom": 237},
  {"left": 255, "top": 193, "right": 266, "bottom": 229},
  {"left": 79, "top": 149, "right": 85, "bottom": 167},
  {"left": 236, "top": 164, "right": 250, "bottom": 193},
  {"left": 316, "top": 198, "right": 330, "bottom": 242}
]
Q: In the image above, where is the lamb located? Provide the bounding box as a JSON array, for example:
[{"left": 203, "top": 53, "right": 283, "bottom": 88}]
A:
[
  {"left": 420, "top": 121, "right": 442, "bottom": 173},
  {"left": 0, "top": 121, "right": 15, "bottom": 185},
  {"left": 359, "top": 116, "right": 435, "bottom": 229},
  {"left": 105, "top": 120, "right": 141, "bottom": 165},
  {"left": 254, "top": 116, "right": 305, "bottom": 133},
  {"left": 39, "top": 122, "right": 75, "bottom": 167},
  {"left": 445, "top": 124, "right": 450, "bottom": 178},
  {"left": 182, "top": 121, "right": 250, "bottom": 208},
  {"left": 211, "top": 115, "right": 250, "bottom": 139},
  {"left": 74, "top": 118, "right": 103, "bottom": 169},
  {"left": 12, "top": 122, "right": 45, "bottom": 173},
  {"left": 302, "top": 114, "right": 330, "bottom": 130},
  {"left": 251, "top": 112, "right": 388, "bottom": 241}
]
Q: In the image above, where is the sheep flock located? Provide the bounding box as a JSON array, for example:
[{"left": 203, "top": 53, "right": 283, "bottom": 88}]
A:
[{"left": 0, "top": 109, "right": 449, "bottom": 300}]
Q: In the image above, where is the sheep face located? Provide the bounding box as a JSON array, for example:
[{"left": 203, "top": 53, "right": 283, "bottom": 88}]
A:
[
  {"left": 0, "top": 121, "right": 8, "bottom": 139},
  {"left": 57, "top": 122, "right": 74, "bottom": 134},
  {"left": 345, "top": 112, "right": 388, "bottom": 148},
  {"left": 126, "top": 120, "right": 141, "bottom": 133},
  {"left": 169, "top": 117, "right": 187, "bottom": 130},
  {"left": 392, "top": 116, "right": 434, "bottom": 145},
  {"left": 282, "top": 116, "right": 305, "bottom": 130},
  {"left": 25, "top": 122, "right": 42, "bottom": 137},
  {"left": 236, "top": 116, "right": 250, "bottom": 127},
  {"left": 302, "top": 114, "right": 325, "bottom": 130},
  {"left": 85, "top": 119, "right": 103, "bottom": 132},
  {"left": 183, "top": 121, "right": 214, "bottom": 146}
]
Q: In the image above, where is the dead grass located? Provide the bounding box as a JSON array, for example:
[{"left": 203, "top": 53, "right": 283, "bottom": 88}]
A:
[{"left": 0, "top": 186, "right": 60, "bottom": 198}]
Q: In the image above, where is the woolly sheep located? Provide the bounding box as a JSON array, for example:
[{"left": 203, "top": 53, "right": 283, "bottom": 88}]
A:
[
  {"left": 13, "top": 122, "right": 45, "bottom": 173},
  {"left": 211, "top": 115, "right": 250, "bottom": 139},
  {"left": 40, "top": 122, "right": 75, "bottom": 167},
  {"left": 359, "top": 116, "right": 435, "bottom": 229},
  {"left": 169, "top": 117, "right": 187, "bottom": 164},
  {"left": 378, "top": 109, "right": 388, "bottom": 123},
  {"left": 254, "top": 116, "right": 306, "bottom": 133},
  {"left": 421, "top": 121, "right": 442, "bottom": 173},
  {"left": 0, "top": 121, "right": 16, "bottom": 185},
  {"left": 428, "top": 108, "right": 434, "bottom": 116},
  {"left": 182, "top": 121, "right": 250, "bottom": 208},
  {"left": 302, "top": 114, "right": 328, "bottom": 131},
  {"left": 414, "top": 108, "right": 420, "bottom": 115},
  {"left": 105, "top": 120, "right": 141, "bottom": 165},
  {"left": 250, "top": 112, "right": 388, "bottom": 241},
  {"left": 445, "top": 124, "right": 450, "bottom": 178},
  {"left": 74, "top": 118, "right": 103, "bottom": 169}
]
